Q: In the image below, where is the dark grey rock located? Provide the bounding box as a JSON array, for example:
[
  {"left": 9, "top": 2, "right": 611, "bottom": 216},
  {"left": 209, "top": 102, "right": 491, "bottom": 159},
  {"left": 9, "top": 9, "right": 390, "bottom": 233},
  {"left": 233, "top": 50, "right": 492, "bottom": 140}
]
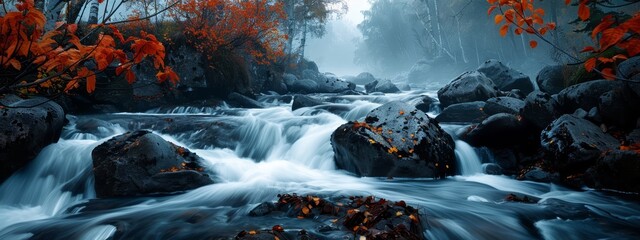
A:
[
  {"left": 521, "top": 91, "right": 559, "bottom": 129},
  {"left": 462, "top": 113, "right": 527, "bottom": 148},
  {"left": 555, "top": 80, "right": 625, "bottom": 113},
  {"left": 541, "top": 115, "right": 619, "bottom": 173},
  {"left": 536, "top": 65, "right": 567, "bottom": 94},
  {"left": 415, "top": 96, "right": 437, "bottom": 113},
  {"left": 292, "top": 95, "right": 324, "bottom": 111},
  {"left": 586, "top": 150, "right": 640, "bottom": 193},
  {"left": 0, "top": 95, "right": 65, "bottom": 183},
  {"left": 331, "top": 101, "right": 456, "bottom": 178},
  {"left": 477, "top": 59, "right": 534, "bottom": 95},
  {"left": 288, "top": 79, "right": 319, "bottom": 93},
  {"left": 92, "top": 131, "right": 213, "bottom": 198},
  {"left": 484, "top": 97, "right": 525, "bottom": 115},
  {"left": 436, "top": 101, "right": 487, "bottom": 124},
  {"left": 437, "top": 71, "right": 498, "bottom": 108},
  {"left": 483, "top": 163, "right": 503, "bottom": 175},
  {"left": 227, "top": 92, "right": 264, "bottom": 109}
]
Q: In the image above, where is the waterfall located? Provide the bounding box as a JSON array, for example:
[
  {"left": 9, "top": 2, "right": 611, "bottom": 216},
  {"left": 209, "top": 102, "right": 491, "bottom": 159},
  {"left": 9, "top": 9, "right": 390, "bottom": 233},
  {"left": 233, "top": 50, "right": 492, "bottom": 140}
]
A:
[{"left": 454, "top": 140, "right": 483, "bottom": 176}]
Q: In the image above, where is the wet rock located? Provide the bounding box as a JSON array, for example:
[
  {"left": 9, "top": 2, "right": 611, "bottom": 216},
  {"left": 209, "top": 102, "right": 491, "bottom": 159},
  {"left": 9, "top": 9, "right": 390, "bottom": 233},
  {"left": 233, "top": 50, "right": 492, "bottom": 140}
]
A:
[
  {"left": 483, "top": 97, "right": 525, "bottom": 115},
  {"left": 521, "top": 91, "right": 559, "bottom": 129},
  {"left": 92, "top": 131, "right": 213, "bottom": 198},
  {"left": 586, "top": 150, "right": 640, "bottom": 193},
  {"left": 0, "top": 95, "right": 65, "bottom": 183},
  {"left": 313, "top": 74, "right": 355, "bottom": 93},
  {"left": 536, "top": 65, "right": 567, "bottom": 94},
  {"left": 292, "top": 95, "right": 324, "bottom": 111},
  {"left": 437, "top": 71, "right": 498, "bottom": 108},
  {"left": 540, "top": 115, "right": 619, "bottom": 174},
  {"left": 397, "top": 83, "right": 411, "bottom": 91},
  {"left": 523, "top": 167, "right": 555, "bottom": 183},
  {"left": 350, "top": 72, "right": 377, "bottom": 85},
  {"left": 282, "top": 73, "right": 298, "bottom": 86},
  {"left": 483, "top": 163, "right": 503, "bottom": 175},
  {"left": 489, "top": 148, "right": 518, "bottom": 174},
  {"left": 414, "top": 96, "right": 437, "bottom": 113},
  {"left": 462, "top": 113, "right": 528, "bottom": 148},
  {"left": 477, "top": 59, "right": 534, "bottom": 95},
  {"left": 599, "top": 88, "right": 640, "bottom": 129},
  {"left": 249, "top": 202, "right": 276, "bottom": 217},
  {"left": 364, "top": 80, "right": 378, "bottom": 94},
  {"left": 555, "top": 80, "right": 625, "bottom": 113},
  {"left": 435, "top": 101, "right": 487, "bottom": 124},
  {"left": 227, "top": 92, "right": 264, "bottom": 109},
  {"left": 505, "top": 193, "right": 539, "bottom": 203},
  {"left": 288, "top": 79, "right": 319, "bottom": 93},
  {"left": 374, "top": 80, "right": 401, "bottom": 93},
  {"left": 331, "top": 101, "right": 456, "bottom": 178},
  {"left": 572, "top": 108, "right": 588, "bottom": 119}
]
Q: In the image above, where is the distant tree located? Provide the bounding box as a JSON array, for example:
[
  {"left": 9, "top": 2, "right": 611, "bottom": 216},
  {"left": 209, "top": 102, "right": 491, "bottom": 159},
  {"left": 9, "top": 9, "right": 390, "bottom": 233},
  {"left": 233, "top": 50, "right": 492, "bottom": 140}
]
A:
[{"left": 0, "top": 0, "right": 176, "bottom": 103}]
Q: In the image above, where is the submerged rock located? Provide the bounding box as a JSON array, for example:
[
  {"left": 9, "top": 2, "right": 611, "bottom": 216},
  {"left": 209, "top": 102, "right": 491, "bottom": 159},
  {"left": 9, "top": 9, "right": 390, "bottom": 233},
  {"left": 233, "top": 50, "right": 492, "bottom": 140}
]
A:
[
  {"left": 291, "top": 95, "right": 324, "bottom": 111},
  {"left": 92, "top": 131, "right": 213, "bottom": 198},
  {"left": 0, "top": 95, "right": 65, "bottom": 183},
  {"left": 331, "top": 101, "right": 456, "bottom": 178},
  {"left": 437, "top": 71, "right": 498, "bottom": 108}
]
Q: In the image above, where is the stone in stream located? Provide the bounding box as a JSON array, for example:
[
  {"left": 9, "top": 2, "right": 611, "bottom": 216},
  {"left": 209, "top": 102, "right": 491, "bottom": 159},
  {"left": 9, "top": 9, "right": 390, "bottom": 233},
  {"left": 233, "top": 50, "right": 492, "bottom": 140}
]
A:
[
  {"left": 585, "top": 150, "right": 640, "bottom": 193},
  {"left": 435, "top": 101, "right": 487, "bottom": 124},
  {"left": 437, "top": 71, "right": 498, "bottom": 108},
  {"left": 540, "top": 115, "right": 619, "bottom": 175},
  {"left": 331, "top": 101, "right": 456, "bottom": 178},
  {"left": 291, "top": 95, "right": 324, "bottom": 111},
  {"left": 483, "top": 97, "right": 524, "bottom": 115},
  {"left": 313, "top": 74, "right": 355, "bottom": 93},
  {"left": 462, "top": 113, "right": 528, "bottom": 148},
  {"left": 477, "top": 59, "right": 534, "bottom": 96},
  {"left": 0, "top": 95, "right": 65, "bottom": 183},
  {"left": 92, "top": 130, "right": 213, "bottom": 198}
]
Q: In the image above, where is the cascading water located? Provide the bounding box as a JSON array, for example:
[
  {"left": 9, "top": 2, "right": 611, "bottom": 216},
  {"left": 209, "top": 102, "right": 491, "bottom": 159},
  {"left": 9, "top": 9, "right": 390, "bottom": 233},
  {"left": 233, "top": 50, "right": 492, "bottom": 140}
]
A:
[
  {"left": 454, "top": 140, "right": 483, "bottom": 176},
  {"left": 1, "top": 92, "right": 640, "bottom": 239}
]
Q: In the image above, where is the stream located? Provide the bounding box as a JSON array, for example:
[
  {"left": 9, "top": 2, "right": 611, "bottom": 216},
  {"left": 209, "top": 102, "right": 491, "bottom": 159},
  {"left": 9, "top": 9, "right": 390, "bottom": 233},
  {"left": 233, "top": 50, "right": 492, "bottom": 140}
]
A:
[{"left": 1, "top": 89, "right": 639, "bottom": 239}]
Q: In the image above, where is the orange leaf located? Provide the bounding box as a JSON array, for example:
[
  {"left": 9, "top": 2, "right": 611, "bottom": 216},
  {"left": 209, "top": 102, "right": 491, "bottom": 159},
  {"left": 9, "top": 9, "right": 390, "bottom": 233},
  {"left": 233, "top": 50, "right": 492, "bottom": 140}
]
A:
[
  {"left": 599, "top": 28, "right": 626, "bottom": 50},
  {"left": 612, "top": 54, "right": 628, "bottom": 61},
  {"left": 547, "top": 22, "right": 556, "bottom": 30},
  {"left": 578, "top": 2, "right": 590, "bottom": 21},
  {"left": 125, "top": 70, "right": 136, "bottom": 84},
  {"left": 601, "top": 68, "right": 615, "bottom": 80},
  {"left": 565, "top": 0, "right": 572, "bottom": 5},
  {"left": 495, "top": 14, "right": 504, "bottom": 25},
  {"left": 6, "top": 59, "right": 22, "bottom": 70},
  {"left": 621, "top": 14, "right": 640, "bottom": 33},
  {"left": 580, "top": 46, "right": 595, "bottom": 52},
  {"left": 500, "top": 24, "right": 509, "bottom": 37},
  {"left": 515, "top": 28, "right": 523, "bottom": 35},
  {"left": 67, "top": 24, "right": 78, "bottom": 34},
  {"left": 592, "top": 15, "right": 614, "bottom": 39},
  {"left": 584, "top": 58, "right": 597, "bottom": 72},
  {"left": 86, "top": 73, "right": 96, "bottom": 93},
  {"left": 598, "top": 57, "right": 614, "bottom": 64},
  {"left": 529, "top": 40, "right": 538, "bottom": 48}
]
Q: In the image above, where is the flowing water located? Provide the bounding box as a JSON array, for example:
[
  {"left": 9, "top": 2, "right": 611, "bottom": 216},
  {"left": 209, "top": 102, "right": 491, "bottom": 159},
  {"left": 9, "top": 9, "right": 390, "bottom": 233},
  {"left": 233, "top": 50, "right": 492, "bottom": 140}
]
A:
[{"left": 1, "top": 90, "right": 639, "bottom": 239}]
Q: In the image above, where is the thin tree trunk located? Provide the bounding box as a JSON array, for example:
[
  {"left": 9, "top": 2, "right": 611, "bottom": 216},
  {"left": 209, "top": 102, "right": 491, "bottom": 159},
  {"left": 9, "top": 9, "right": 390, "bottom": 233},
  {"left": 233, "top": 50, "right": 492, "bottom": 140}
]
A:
[
  {"left": 433, "top": 0, "right": 443, "bottom": 51},
  {"left": 44, "top": 0, "right": 67, "bottom": 31},
  {"left": 520, "top": 34, "right": 528, "bottom": 57},
  {"left": 88, "top": 0, "right": 99, "bottom": 24},
  {"left": 67, "top": 0, "right": 87, "bottom": 24}
]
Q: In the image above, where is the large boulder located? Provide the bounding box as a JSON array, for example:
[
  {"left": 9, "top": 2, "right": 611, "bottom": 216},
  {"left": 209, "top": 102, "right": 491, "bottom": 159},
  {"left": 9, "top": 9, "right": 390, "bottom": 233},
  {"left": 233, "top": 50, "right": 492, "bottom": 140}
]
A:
[
  {"left": 288, "top": 79, "right": 319, "bottom": 93},
  {"left": 331, "top": 101, "right": 456, "bottom": 178},
  {"left": 313, "top": 74, "right": 355, "bottom": 93},
  {"left": 291, "top": 95, "right": 324, "bottom": 111},
  {"left": 92, "top": 131, "right": 213, "bottom": 198},
  {"left": 462, "top": 113, "right": 528, "bottom": 148},
  {"left": 364, "top": 80, "right": 400, "bottom": 94},
  {"left": 484, "top": 97, "right": 525, "bottom": 115},
  {"left": 521, "top": 91, "right": 560, "bottom": 129},
  {"left": 599, "top": 88, "right": 640, "bottom": 129},
  {"left": 541, "top": 115, "right": 619, "bottom": 173},
  {"left": 536, "top": 65, "right": 567, "bottom": 94},
  {"left": 555, "top": 80, "right": 625, "bottom": 113},
  {"left": 0, "top": 95, "right": 65, "bottom": 182},
  {"left": 586, "top": 150, "right": 640, "bottom": 193},
  {"left": 437, "top": 71, "right": 498, "bottom": 108},
  {"left": 349, "top": 72, "right": 377, "bottom": 85},
  {"left": 477, "top": 59, "right": 534, "bottom": 95},
  {"left": 435, "top": 101, "right": 487, "bottom": 124},
  {"left": 227, "top": 92, "right": 264, "bottom": 109},
  {"left": 415, "top": 95, "right": 438, "bottom": 113}
]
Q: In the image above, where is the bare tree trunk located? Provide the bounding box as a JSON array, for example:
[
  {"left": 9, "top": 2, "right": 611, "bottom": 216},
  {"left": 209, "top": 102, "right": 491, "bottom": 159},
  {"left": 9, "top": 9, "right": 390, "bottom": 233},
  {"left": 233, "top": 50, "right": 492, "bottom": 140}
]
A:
[
  {"left": 88, "top": 0, "right": 99, "bottom": 24},
  {"left": 454, "top": 15, "right": 468, "bottom": 63},
  {"left": 67, "top": 0, "right": 88, "bottom": 24},
  {"left": 433, "top": 0, "right": 443, "bottom": 52},
  {"left": 520, "top": 34, "right": 528, "bottom": 57},
  {"left": 44, "top": 0, "right": 67, "bottom": 31}
]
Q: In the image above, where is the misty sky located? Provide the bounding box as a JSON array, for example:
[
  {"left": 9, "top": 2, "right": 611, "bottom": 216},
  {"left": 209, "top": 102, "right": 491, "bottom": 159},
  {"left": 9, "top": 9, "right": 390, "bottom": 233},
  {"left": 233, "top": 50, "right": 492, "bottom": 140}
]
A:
[{"left": 305, "top": 0, "right": 371, "bottom": 77}]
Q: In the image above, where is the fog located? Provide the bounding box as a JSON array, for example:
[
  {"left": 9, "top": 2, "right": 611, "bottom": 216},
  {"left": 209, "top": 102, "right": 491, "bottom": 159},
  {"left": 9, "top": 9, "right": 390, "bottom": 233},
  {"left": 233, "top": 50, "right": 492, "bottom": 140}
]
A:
[{"left": 305, "top": 0, "right": 370, "bottom": 77}]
